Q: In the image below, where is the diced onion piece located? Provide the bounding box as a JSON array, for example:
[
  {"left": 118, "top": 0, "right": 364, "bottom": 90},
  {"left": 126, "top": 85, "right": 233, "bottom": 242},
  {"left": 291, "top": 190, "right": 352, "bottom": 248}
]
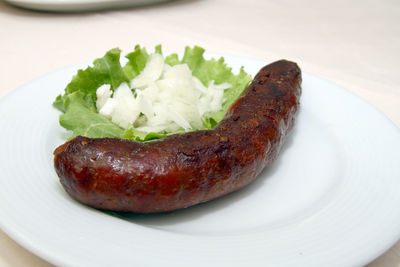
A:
[
  {"left": 99, "top": 83, "right": 140, "bottom": 129},
  {"left": 166, "top": 105, "right": 191, "bottom": 130},
  {"left": 96, "top": 84, "right": 112, "bottom": 110},
  {"left": 192, "top": 76, "right": 208, "bottom": 93},
  {"left": 131, "top": 53, "right": 164, "bottom": 89},
  {"left": 136, "top": 93, "right": 154, "bottom": 120},
  {"left": 99, "top": 97, "right": 115, "bottom": 118}
]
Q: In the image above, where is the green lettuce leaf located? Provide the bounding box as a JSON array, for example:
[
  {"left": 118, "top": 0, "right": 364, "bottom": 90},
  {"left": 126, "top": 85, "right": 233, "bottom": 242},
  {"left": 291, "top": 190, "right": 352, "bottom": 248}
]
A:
[
  {"left": 122, "top": 127, "right": 185, "bottom": 142},
  {"left": 54, "top": 48, "right": 130, "bottom": 112},
  {"left": 202, "top": 66, "right": 252, "bottom": 128},
  {"left": 54, "top": 45, "right": 252, "bottom": 141},
  {"left": 60, "top": 92, "right": 124, "bottom": 139},
  {"left": 122, "top": 45, "right": 149, "bottom": 81},
  {"left": 178, "top": 46, "right": 252, "bottom": 128}
]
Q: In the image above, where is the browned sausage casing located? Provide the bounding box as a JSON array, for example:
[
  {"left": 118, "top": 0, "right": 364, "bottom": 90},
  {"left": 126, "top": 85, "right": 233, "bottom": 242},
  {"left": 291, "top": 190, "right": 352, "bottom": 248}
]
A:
[{"left": 54, "top": 60, "right": 301, "bottom": 213}]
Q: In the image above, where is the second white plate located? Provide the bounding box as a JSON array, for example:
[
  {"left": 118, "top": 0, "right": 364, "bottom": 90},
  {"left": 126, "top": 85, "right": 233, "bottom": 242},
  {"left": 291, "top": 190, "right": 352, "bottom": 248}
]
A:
[{"left": 4, "top": 0, "right": 173, "bottom": 12}]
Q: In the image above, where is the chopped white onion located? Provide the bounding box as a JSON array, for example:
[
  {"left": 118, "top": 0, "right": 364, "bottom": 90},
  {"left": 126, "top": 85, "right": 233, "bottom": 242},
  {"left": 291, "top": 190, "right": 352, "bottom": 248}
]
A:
[{"left": 95, "top": 53, "right": 231, "bottom": 132}]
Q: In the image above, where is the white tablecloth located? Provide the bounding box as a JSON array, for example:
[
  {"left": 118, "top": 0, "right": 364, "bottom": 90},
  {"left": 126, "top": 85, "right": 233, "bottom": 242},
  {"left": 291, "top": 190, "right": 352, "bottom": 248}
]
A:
[{"left": 0, "top": 0, "right": 399, "bottom": 266}]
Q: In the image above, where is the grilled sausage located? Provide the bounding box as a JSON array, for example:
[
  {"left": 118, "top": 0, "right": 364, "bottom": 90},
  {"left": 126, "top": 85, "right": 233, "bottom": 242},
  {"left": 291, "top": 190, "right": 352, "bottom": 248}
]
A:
[{"left": 54, "top": 60, "right": 301, "bottom": 213}]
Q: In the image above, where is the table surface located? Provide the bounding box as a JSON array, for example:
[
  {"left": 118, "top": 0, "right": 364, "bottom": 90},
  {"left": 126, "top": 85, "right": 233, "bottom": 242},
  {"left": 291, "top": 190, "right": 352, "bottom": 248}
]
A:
[{"left": 0, "top": 0, "right": 399, "bottom": 266}]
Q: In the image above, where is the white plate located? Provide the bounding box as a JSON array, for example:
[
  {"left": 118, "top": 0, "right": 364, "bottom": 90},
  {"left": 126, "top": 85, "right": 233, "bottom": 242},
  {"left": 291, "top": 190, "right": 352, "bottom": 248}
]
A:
[
  {"left": 4, "top": 0, "right": 172, "bottom": 12},
  {"left": 1, "top": 54, "right": 400, "bottom": 267}
]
